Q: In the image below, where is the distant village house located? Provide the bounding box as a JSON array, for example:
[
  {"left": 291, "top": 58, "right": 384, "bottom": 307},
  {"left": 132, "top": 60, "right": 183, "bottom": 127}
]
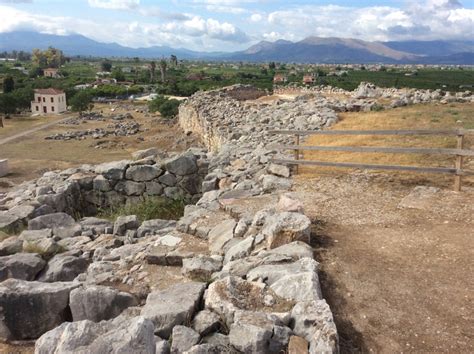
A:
[
  {"left": 43, "top": 68, "right": 61, "bottom": 78},
  {"left": 303, "top": 74, "right": 315, "bottom": 85},
  {"left": 31, "top": 88, "right": 67, "bottom": 115},
  {"left": 273, "top": 74, "right": 288, "bottom": 84}
]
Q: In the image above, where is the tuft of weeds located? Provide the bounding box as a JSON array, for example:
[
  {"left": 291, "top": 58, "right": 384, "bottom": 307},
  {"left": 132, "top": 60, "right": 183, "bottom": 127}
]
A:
[{"left": 97, "top": 196, "right": 185, "bottom": 222}]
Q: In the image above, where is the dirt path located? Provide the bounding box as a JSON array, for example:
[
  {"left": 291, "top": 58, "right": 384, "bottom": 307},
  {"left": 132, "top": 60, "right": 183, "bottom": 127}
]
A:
[
  {"left": 293, "top": 172, "right": 473, "bottom": 353},
  {"left": 0, "top": 116, "right": 73, "bottom": 146}
]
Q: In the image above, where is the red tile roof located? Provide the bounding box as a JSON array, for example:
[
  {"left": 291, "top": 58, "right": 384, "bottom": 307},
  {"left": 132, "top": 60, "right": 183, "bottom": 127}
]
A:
[{"left": 34, "top": 88, "right": 65, "bottom": 95}]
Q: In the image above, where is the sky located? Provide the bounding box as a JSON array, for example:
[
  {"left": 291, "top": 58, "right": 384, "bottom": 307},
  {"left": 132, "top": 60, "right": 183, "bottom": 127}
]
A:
[{"left": 0, "top": 0, "right": 473, "bottom": 51}]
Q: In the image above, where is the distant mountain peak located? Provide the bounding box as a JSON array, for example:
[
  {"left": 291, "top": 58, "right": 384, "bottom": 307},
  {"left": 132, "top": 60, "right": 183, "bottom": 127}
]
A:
[{"left": 0, "top": 30, "right": 472, "bottom": 64}]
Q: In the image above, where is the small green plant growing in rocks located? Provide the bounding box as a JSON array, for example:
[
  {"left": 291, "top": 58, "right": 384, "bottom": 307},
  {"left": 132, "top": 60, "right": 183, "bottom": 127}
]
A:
[
  {"left": 98, "top": 196, "right": 185, "bottom": 222},
  {"left": 371, "top": 104, "right": 385, "bottom": 112}
]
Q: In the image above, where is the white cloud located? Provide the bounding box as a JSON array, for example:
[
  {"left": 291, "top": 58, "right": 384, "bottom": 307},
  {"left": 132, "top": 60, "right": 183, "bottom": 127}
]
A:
[
  {"left": 263, "top": 1, "right": 474, "bottom": 42},
  {"left": 88, "top": 0, "right": 140, "bottom": 10},
  {"left": 250, "top": 13, "right": 263, "bottom": 22},
  {"left": 205, "top": 5, "right": 247, "bottom": 14},
  {"left": 0, "top": 4, "right": 250, "bottom": 50}
]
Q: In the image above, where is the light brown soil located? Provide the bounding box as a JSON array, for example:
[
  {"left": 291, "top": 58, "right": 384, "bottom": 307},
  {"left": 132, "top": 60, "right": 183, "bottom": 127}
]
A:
[{"left": 294, "top": 171, "right": 474, "bottom": 353}]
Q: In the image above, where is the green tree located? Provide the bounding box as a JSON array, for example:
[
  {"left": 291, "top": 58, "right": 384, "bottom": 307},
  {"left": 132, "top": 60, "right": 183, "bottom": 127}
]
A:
[
  {"left": 159, "top": 59, "right": 167, "bottom": 83},
  {"left": 101, "top": 60, "right": 112, "bottom": 72},
  {"left": 0, "top": 94, "right": 17, "bottom": 116},
  {"left": 2, "top": 76, "right": 14, "bottom": 93},
  {"left": 70, "top": 90, "right": 94, "bottom": 112},
  {"left": 32, "top": 47, "right": 65, "bottom": 68},
  {"left": 269, "top": 62, "right": 276, "bottom": 70},
  {"left": 112, "top": 68, "right": 125, "bottom": 82},
  {"left": 170, "top": 55, "right": 178, "bottom": 67},
  {"left": 149, "top": 61, "right": 156, "bottom": 83},
  {"left": 11, "top": 88, "right": 33, "bottom": 110}
]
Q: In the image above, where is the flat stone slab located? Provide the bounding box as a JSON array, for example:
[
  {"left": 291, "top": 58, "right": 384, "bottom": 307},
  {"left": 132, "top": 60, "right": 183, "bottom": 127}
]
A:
[{"left": 140, "top": 281, "right": 206, "bottom": 339}]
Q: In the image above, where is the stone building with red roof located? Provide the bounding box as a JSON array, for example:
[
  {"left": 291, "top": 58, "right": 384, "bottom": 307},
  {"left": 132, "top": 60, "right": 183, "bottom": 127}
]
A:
[{"left": 31, "top": 88, "right": 67, "bottom": 115}]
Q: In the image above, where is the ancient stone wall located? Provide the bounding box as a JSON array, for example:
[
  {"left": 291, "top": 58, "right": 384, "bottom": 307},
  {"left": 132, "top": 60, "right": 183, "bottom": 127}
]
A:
[
  {"left": 0, "top": 85, "right": 341, "bottom": 354},
  {"left": 0, "top": 151, "right": 207, "bottom": 232}
]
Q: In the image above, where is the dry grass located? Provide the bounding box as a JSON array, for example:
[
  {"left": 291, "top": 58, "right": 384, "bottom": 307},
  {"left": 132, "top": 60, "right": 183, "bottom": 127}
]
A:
[
  {"left": 299, "top": 102, "right": 474, "bottom": 188},
  {"left": 0, "top": 114, "right": 60, "bottom": 136}
]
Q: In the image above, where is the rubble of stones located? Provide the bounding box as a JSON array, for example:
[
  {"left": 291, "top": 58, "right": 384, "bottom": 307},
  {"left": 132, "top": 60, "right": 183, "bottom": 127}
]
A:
[
  {"left": 276, "top": 82, "right": 473, "bottom": 111},
  {"left": 46, "top": 121, "right": 141, "bottom": 140},
  {"left": 0, "top": 85, "right": 346, "bottom": 353},
  {"left": 61, "top": 112, "right": 107, "bottom": 125},
  {"left": 50, "top": 112, "right": 140, "bottom": 140},
  {"left": 352, "top": 82, "right": 473, "bottom": 108}
]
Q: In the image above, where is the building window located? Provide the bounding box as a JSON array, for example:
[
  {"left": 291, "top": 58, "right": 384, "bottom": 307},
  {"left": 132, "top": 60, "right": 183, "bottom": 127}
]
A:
[
  {"left": 36, "top": 106, "right": 39, "bottom": 111},
  {"left": 51, "top": 97, "right": 54, "bottom": 103},
  {"left": 51, "top": 106, "right": 55, "bottom": 112},
  {"left": 43, "top": 97, "right": 45, "bottom": 102},
  {"left": 38, "top": 96, "right": 41, "bottom": 102}
]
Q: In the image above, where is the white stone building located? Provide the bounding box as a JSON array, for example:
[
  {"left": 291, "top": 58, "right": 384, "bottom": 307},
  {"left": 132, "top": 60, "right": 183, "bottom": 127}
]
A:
[{"left": 31, "top": 88, "right": 67, "bottom": 115}]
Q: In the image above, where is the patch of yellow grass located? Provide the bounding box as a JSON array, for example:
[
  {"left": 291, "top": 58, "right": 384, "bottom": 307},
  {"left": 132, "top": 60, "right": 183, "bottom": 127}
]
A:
[
  {"left": 299, "top": 102, "right": 474, "bottom": 187},
  {"left": 0, "top": 114, "right": 60, "bottom": 137}
]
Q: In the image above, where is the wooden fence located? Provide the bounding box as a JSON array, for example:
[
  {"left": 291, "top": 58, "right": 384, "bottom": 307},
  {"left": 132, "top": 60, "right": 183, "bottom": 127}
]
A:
[{"left": 269, "top": 129, "right": 474, "bottom": 191}]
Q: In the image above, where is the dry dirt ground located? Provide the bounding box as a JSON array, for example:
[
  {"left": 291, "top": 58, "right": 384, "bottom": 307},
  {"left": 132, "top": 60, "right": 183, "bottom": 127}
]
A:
[
  {"left": 294, "top": 173, "right": 473, "bottom": 353},
  {"left": 293, "top": 102, "right": 474, "bottom": 353},
  {"left": 0, "top": 103, "right": 200, "bottom": 191}
]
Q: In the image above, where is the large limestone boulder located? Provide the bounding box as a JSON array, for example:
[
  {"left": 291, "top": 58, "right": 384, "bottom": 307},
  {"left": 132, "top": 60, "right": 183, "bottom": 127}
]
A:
[
  {"left": 28, "top": 213, "right": 81, "bottom": 239},
  {"left": 208, "top": 219, "right": 236, "bottom": 254},
  {"left": 37, "top": 254, "right": 89, "bottom": 282},
  {"left": 70, "top": 285, "right": 137, "bottom": 322},
  {"left": 125, "top": 165, "right": 163, "bottom": 182},
  {"left": 261, "top": 241, "right": 314, "bottom": 260},
  {"left": 0, "top": 279, "right": 79, "bottom": 340},
  {"left": 182, "top": 255, "right": 222, "bottom": 281},
  {"left": 354, "top": 82, "right": 380, "bottom": 99},
  {"left": 291, "top": 300, "right": 339, "bottom": 354},
  {"left": 261, "top": 212, "right": 311, "bottom": 249},
  {"left": 229, "top": 310, "right": 292, "bottom": 353},
  {"left": 246, "top": 257, "right": 319, "bottom": 285},
  {"left": 137, "top": 219, "right": 176, "bottom": 238},
  {"left": 205, "top": 276, "right": 292, "bottom": 327},
  {"left": 0, "top": 253, "right": 46, "bottom": 281},
  {"left": 79, "top": 217, "right": 113, "bottom": 236},
  {"left": 140, "top": 281, "right": 206, "bottom": 338},
  {"left": 170, "top": 325, "right": 200, "bottom": 353},
  {"left": 165, "top": 155, "right": 198, "bottom": 176},
  {"left": 0, "top": 236, "right": 23, "bottom": 256},
  {"left": 22, "top": 237, "right": 61, "bottom": 259},
  {"left": 113, "top": 215, "right": 139, "bottom": 236},
  {"left": 192, "top": 309, "right": 222, "bottom": 336},
  {"left": 35, "top": 316, "right": 155, "bottom": 354},
  {"left": 28, "top": 212, "right": 76, "bottom": 231},
  {"left": 94, "top": 160, "right": 130, "bottom": 180},
  {"left": 132, "top": 148, "right": 160, "bottom": 160}
]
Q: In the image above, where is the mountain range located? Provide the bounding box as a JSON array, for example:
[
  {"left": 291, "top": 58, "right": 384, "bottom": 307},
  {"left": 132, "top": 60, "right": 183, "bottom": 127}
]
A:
[{"left": 1, "top": 31, "right": 473, "bottom": 65}]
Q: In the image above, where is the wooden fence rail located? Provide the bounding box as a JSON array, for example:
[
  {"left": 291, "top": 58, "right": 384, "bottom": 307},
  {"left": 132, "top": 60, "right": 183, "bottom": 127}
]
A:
[{"left": 269, "top": 129, "right": 474, "bottom": 192}]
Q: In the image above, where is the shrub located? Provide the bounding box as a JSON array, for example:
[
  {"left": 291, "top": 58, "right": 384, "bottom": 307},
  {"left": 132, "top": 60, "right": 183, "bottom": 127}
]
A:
[
  {"left": 148, "top": 96, "right": 181, "bottom": 119},
  {"left": 158, "top": 99, "right": 180, "bottom": 119}
]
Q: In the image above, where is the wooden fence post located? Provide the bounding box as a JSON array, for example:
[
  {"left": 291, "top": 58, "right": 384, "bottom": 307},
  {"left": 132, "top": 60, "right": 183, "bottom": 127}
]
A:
[
  {"left": 454, "top": 133, "right": 464, "bottom": 192},
  {"left": 294, "top": 134, "right": 300, "bottom": 174}
]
